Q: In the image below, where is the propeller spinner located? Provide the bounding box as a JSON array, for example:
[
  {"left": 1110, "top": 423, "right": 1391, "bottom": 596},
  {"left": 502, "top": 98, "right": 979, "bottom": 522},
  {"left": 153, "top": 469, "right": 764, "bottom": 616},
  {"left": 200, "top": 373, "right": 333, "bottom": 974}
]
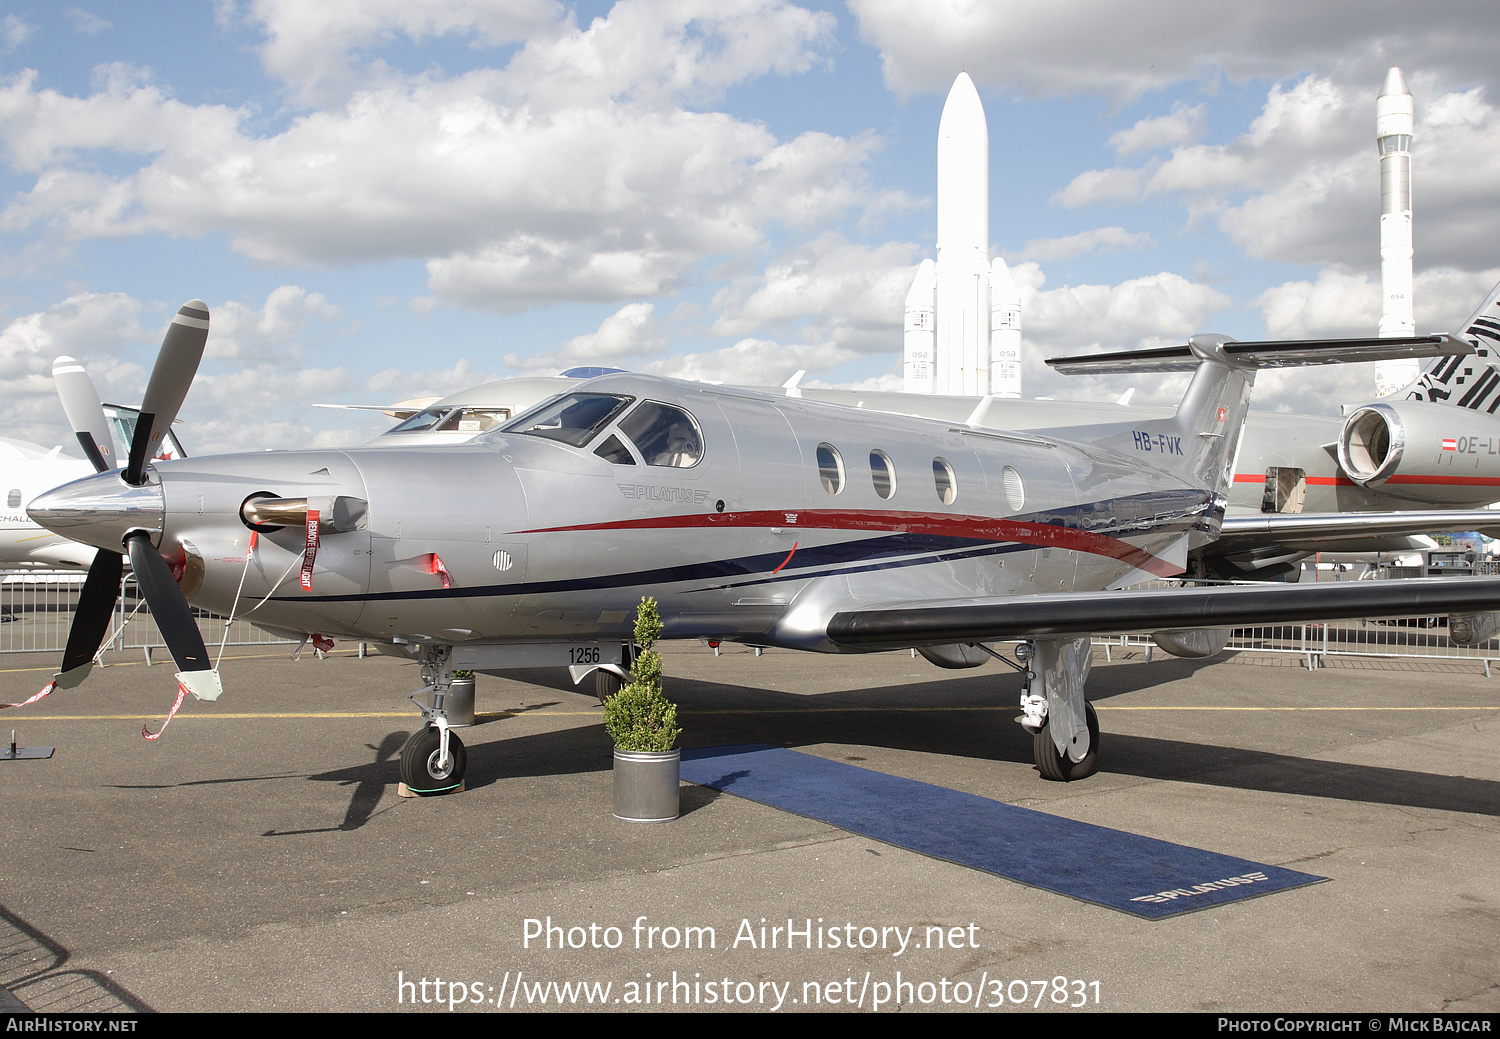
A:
[{"left": 36, "top": 300, "right": 220, "bottom": 702}]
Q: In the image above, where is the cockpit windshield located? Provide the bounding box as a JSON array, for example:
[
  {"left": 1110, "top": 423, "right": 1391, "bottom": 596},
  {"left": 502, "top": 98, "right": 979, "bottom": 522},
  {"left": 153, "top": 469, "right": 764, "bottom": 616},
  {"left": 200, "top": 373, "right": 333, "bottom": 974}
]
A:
[{"left": 497, "top": 393, "right": 634, "bottom": 447}]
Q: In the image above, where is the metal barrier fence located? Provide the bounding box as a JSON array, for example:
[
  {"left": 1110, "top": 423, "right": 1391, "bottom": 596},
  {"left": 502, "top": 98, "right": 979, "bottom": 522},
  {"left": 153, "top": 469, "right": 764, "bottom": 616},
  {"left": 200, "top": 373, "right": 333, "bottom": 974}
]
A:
[
  {"left": 2, "top": 570, "right": 1495, "bottom": 672},
  {"left": 0, "top": 571, "right": 293, "bottom": 658},
  {"left": 1105, "top": 570, "right": 1500, "bottom": 672}
]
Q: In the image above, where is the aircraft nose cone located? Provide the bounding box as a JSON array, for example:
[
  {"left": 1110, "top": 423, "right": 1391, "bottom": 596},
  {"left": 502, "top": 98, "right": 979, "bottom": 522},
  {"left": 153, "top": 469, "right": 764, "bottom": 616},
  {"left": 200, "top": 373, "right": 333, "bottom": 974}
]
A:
[{"left": 27, "top": 472, "right": 165, "bottom": 552}]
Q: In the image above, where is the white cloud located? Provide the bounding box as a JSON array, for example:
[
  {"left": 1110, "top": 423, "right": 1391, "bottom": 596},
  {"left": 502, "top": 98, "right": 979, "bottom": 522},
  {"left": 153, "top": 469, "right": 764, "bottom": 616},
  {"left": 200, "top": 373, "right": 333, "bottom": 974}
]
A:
[
  {"left": 66, "top": 9, "right": 112, "bottom": 36},
  {"left": 1256, "top": 267, "right": 1500, "bottom": 339},
  {"left": 246, "top": 0, "right": 567, "bottom": 105},
  {"left": 1, "top": 14, "right": 34, "bottom": 53},
  {"left": 0, "top": 293, "right": 148, "bottom": 446},
  {"left": 1017, "top": 264, "right": 1232, "bottom": 352},
  {"left": 209, "top": 285, "right": 344, "bottom": 360},
  {"left": 709, "top": 233, "right": 918, "bottom": 351},
  {"left": 504, "top": 302, "right": 665, "bottom": 372},
  {"left": 1054, "top": 75, "right": 1500, "bottom": 274},
  {"left": 1108, "top": 103, "right": 1206, "bottom": 157},
  {"left": 849, "top": 1, "right": 1500, "bottom": 102},
  {"left": 363, "top": 357, "right": 500, "bottom": 400},
  {"left": 1052, "top": 167, "right": 1145, "bottom": 209},
  {"left": 1010, "top": 227, "right": 1154, "bottom": 263},
  {"left": 642, "top": 337, "right": 857, "bottom": 386},
  {"left": 0, "top": 3, "right": 879, "bottom": 310}
]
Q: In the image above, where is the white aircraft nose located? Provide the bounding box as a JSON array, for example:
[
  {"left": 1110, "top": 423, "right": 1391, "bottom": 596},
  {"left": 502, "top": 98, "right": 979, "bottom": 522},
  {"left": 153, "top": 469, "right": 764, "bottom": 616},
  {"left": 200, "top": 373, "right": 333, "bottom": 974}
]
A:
[{"left": 27, "top": 472, "right": 165, "bottom": 552}]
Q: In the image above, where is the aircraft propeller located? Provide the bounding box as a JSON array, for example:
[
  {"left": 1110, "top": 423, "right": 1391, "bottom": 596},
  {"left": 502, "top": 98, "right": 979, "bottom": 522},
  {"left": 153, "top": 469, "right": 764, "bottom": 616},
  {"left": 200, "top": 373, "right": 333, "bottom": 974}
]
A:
[
  {"left": 45, "top": 301, "right": 220, "bottom": 701},
  {"left": 52, "top": 356, "right": 117, "bottom": 474}
]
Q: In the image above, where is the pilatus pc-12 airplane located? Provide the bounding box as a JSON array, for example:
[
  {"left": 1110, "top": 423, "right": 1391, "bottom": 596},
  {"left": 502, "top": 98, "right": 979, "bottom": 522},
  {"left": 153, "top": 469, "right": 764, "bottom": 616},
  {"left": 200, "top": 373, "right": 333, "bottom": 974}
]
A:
[
  {"left": 343, "top": 281, "right": 1500, "bottom": 582},
  {"left": 24, "top": 301, "right": 1500, "bottom": 792}
]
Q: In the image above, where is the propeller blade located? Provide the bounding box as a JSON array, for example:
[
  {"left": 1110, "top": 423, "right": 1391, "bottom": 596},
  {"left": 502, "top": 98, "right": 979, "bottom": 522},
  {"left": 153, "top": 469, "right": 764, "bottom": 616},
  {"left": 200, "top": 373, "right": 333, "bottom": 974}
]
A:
[
  {"left": 55, "top": 548, "right": 124, "bottom": 688},
  {"left": 53, "top": 356, "right": 116, "bottom": 473},
  {"left": 125, "top": 533, "right": 211, "bottom": 675},
  {"left": 126, "top": 300, "right": 209, "bottom": 485}
]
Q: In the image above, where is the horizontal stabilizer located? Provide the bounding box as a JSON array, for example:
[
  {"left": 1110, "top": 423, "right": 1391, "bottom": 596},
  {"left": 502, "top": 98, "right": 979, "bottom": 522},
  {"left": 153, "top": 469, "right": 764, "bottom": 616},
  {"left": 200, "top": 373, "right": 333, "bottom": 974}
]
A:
[
  {"left": 1047, "top": 334, "right": 1470, "bottom": 376},
  {"left": 826, "top": 577, "right": 1500, "bottom": 648}
]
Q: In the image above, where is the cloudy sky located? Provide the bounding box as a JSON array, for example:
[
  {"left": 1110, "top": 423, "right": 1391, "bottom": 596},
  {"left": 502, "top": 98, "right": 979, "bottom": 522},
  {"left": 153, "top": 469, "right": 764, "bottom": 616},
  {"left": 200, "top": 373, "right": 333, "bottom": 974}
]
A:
[{"left": 2, "top": 0, "right": 1499, "bottom": 453}]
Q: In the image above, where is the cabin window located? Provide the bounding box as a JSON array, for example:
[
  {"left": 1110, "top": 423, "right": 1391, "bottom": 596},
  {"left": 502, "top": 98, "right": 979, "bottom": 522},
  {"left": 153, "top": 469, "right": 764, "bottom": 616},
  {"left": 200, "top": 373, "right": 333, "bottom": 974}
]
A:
[
  {"left": 593, "top": 434, "right": 636, "bottom": 465},
  {"left": 500, "top": 393, "right": 635, "bottom": 447},
  {"left": 619, "top": 402, "right": 703, "bottom": 468},
  {"left": 6, "top": 489, "right": 19, "bottom": 508},
  {"left": 870, "top": 450, "right": 896, "bottom": 499},
  {"left": 817, "top": 444, "right": 844, "bottom": 495},
  {"left": 932, "top": 457, "right": 957, "bottom": 504}
]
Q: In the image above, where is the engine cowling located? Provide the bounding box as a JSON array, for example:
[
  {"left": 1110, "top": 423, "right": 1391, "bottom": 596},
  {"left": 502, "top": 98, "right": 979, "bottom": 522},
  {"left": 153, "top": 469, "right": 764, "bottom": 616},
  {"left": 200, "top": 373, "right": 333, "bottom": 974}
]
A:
[{"left": 1337, "top": 401, "right": 1500, "bottom": 505}]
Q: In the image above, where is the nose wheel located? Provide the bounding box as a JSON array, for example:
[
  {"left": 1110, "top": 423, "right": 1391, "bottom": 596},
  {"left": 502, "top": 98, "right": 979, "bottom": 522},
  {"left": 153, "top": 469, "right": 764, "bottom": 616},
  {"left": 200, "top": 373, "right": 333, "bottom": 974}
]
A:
[{"left": 399, "top": 726, "right": 467, "bottom": 794}]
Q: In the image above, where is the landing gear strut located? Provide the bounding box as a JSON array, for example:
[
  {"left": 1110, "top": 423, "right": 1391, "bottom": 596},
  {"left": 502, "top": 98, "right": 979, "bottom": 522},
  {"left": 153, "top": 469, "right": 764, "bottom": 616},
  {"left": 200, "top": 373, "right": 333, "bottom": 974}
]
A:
[
  {"left": 1015, "top": 637, "right": 1100, "bottom": 782},
  {"left": 402, "top": 645, "right": 468, "bottom": 795}
]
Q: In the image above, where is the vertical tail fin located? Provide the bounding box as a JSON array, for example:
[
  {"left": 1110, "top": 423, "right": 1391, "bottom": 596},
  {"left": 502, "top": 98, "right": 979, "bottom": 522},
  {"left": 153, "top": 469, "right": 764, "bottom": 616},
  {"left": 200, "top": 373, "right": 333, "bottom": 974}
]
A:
[{"left": 1405, "top": 279, "right": 1500, "bottom": 408}]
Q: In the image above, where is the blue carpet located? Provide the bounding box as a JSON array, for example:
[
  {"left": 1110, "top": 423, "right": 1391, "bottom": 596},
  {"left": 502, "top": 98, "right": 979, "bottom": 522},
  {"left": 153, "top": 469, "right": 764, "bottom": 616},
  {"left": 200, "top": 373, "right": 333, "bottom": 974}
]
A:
[{"left": 680, "top": 744, "right": 1325, "bottom": 920}]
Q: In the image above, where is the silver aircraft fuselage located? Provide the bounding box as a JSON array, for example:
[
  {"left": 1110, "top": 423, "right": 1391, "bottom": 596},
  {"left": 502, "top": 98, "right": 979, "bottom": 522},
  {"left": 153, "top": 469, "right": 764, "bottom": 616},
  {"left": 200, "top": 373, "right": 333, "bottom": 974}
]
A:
[{"left": 31, "top": 373, "right": 1216, "bottom": 656}]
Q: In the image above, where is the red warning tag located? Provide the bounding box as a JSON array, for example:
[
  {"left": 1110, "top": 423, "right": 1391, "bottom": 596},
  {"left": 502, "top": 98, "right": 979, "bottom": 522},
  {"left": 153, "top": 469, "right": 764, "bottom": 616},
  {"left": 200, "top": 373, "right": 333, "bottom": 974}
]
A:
[
  {"left": 143, "top": 682, "right": 187, "bottom": 740},
  {"left": 430, "top": 553, "right": 452, "bottom": 589},
  {"left": 2, "top": 681, "right": 56, "bottom": 710},
  {"left": 300, "top": 509, "right": 319, "bottom": 590}
]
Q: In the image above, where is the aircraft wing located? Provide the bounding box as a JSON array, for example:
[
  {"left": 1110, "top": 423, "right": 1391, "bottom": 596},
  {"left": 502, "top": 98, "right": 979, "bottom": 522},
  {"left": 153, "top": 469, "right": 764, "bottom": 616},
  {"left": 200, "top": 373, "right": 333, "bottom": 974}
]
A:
[
  {"left": 1216, "top": 510, "right": 1500, "bottom": 545},
  {"left": 825, "top": 577, "right": 1500, "bottom": 648}
]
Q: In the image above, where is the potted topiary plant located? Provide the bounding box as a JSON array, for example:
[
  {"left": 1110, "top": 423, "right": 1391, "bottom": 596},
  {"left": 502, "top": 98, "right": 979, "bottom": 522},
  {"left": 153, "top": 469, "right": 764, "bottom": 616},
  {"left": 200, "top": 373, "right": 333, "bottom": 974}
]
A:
[{"left": 604, "top": 596, "right": 682, "bottom": 822}]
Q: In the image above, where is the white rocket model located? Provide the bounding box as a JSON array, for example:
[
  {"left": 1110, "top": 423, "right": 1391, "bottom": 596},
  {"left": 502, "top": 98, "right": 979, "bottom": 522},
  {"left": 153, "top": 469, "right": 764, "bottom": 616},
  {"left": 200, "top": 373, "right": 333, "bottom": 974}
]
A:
[
  {"left": 1375, "top": 66, "right": 1417, "bottom": 396},
  {"left": 904, "top": 74, "right": 1022, "bottom": 398}
]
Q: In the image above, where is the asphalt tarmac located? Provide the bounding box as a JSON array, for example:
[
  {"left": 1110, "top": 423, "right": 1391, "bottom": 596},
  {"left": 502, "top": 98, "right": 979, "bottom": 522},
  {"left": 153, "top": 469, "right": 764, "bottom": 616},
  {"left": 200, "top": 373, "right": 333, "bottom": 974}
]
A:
[{"left": 0, "top": 641, "right": 1496, "bottom": 1013}]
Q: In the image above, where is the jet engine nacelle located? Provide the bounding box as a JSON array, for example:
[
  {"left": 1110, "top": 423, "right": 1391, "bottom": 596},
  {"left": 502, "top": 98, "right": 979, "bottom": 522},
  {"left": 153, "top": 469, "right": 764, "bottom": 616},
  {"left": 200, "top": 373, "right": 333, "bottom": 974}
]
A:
[
  {"left": 1448, "top": 612, "right": 1499, "bottom": 646},
  {"left": 1338, "top": 401, "right": 1500, "bottom": 506}
]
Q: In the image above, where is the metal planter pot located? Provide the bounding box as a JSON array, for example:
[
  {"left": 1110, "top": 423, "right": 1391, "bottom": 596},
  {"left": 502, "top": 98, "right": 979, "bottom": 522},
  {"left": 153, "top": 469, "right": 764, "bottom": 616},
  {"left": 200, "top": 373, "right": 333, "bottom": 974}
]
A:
[{"left": 612, "top": 748, "right": 680, "bottom": 822}]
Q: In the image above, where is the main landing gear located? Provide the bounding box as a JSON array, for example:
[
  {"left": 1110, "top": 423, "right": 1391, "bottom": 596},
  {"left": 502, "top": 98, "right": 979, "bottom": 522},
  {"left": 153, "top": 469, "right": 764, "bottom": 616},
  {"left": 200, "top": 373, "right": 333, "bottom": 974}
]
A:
[
  {"left": 401, "top": 645, "right": 468, "bottom": 795},
  {"left": 1015, "top": 637, "right": 1100, "bottom": 782}
]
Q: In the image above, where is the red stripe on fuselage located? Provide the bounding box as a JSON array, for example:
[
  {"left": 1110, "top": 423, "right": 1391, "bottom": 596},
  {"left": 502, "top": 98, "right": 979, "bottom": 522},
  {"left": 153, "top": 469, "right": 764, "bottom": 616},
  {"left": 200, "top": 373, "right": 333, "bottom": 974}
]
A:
[{"left": 520, "top": 509, "right": 1186, "bottom": 578}]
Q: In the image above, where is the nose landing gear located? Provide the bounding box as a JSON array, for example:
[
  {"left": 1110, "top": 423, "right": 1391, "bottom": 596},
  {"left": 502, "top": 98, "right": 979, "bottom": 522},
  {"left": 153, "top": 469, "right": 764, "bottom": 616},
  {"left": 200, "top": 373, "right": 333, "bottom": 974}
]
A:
[{"left": 401, "top": 645, "right": 468, "bottom": 795}]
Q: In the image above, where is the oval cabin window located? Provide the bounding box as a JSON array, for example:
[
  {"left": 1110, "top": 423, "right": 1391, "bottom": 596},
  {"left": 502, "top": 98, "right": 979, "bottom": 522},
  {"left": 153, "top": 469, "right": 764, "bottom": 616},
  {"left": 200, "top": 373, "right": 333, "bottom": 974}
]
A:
[
  {"left": 817, "top": 444, "right": 845, "bottom": 495},
  {"left": 870, "top": 450, "right": 896, "bottom": 500},
  {"left": 932, "top": 457, "right": 957, "bottom": 504}
]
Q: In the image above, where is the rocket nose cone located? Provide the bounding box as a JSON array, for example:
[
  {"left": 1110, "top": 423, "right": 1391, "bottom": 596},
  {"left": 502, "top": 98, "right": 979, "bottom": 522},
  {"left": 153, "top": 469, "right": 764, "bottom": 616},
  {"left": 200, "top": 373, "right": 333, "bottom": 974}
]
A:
[
  {"left": 939, "top": 72, "right": 986, "bottom": 130},
  {"left": 27, "top": 471, "right": 164, "bottom": 552},
  {"left": 1379, "top": 67, "right": 1409, "bottom": 98}
]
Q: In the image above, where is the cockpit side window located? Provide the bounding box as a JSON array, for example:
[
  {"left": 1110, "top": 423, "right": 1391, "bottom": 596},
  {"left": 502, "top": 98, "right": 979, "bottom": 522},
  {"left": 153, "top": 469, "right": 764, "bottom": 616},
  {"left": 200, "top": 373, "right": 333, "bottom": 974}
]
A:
[
  {"left": 593, "top": 434, "right": 637, "bottom": 465},
  {"left": 619, "top": 402, "right": 703, "bottom": 468},
  {"left": 499, "top": 394, "right": 635, "bottom": 447}
]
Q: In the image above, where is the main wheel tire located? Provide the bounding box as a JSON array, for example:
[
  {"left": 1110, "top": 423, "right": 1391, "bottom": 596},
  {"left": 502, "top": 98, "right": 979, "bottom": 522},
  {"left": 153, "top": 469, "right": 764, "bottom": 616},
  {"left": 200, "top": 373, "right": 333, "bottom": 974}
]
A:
[
  {"left": 1033, "top": 701, "right": 1099, "bottom": 782},
  {"left": 399, "top": 726, "right": 467, "bottom": 794},
  {"left": 595, "top": 669, "right": 623, "bottom": 703}
]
